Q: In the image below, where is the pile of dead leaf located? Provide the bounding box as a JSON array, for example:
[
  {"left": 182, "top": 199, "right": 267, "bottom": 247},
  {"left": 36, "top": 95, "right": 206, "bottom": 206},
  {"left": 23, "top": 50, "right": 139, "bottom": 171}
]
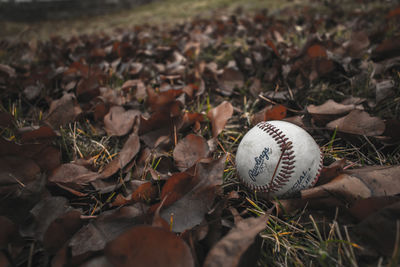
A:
[{"left": 0, "top": 0, "right": 400, "bottom": 266}]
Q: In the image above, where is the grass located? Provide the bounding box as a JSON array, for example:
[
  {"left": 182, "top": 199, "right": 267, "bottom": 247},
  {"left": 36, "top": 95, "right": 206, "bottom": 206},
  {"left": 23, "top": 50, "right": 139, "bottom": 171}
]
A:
[
  {"left": 0, "top": 0, "right": 299, "bottom": 42},
  {"left": 1, "top": 0, "right": 399, "bottom": 266}
]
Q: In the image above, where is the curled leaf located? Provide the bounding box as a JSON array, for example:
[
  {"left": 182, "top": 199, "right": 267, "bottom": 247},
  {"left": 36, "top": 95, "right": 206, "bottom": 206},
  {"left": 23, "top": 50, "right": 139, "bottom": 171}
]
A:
[
  {"left": 326, "top": 110, "right": 385, "bottom": 136},
  {"left": 207, "top": 101, "right": 233, "bottom": 138},
  {"left": 173, "top": 134, "right": 209, "bottom": 171},
  {"left": 105, "top": 225, "right": 194, "bottom": 267}
]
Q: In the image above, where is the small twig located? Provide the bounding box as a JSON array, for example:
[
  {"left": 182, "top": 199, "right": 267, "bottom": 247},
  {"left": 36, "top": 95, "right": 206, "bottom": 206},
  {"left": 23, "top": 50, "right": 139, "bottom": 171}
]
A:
[
  {"left": 8, "top": 173, "right": 25, "bottom": 188},
  {"left": 258, "top": 94, "right": 303, "bottom": 113},
  {"left": 363, "top": 135, "right": 385, "bottom": 165},
  {"left": 217, "top": 139, "right": 235, "bottom": 166}
]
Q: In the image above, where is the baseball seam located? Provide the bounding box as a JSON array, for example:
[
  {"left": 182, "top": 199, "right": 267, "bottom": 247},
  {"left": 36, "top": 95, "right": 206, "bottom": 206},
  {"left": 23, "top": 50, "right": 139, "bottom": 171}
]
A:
[
  {"left": 312, "top": 150, "right": 324, "bottom": 187},
  {"left": 256, "top": 122, "right": 295, "bottom": 193}
]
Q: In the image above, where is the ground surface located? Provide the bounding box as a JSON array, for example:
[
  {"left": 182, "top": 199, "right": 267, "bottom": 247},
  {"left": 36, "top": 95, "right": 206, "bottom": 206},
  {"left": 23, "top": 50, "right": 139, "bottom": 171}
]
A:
[{"left": 0, "top": 0, "right": 400, "bottom": 266}]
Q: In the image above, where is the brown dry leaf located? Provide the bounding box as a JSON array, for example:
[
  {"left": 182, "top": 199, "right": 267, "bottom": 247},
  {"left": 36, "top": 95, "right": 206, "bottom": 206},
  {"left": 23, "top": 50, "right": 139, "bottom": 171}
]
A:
[
  {"left": 0, "top": 155, "right": 41, "bottom": 195},
  {"left": 277, "top": 165, "right": 400, "bottom": 213},
  {"left": 0, "top": 216, "right": 18, "bottom": 249},
  {"left": 180, "top": 112, "right": 205, "bottom": 131},
  {"left": 69, "top": 204, "right": 147, "bottom": 256},
  {"left": 353, "top": 201, "right": 400, "bottom": 256},
  {"left": 152, "top": 197, "right": 170, "bottom": 231},
  {"left": 21, "top": 125, "right": 57, "bottom": 143},
  {"left": 121, "top": 79, "right": 147, "bottom": 101},
  {"left": 207, "top": 101, "right": 234, "bottom": 138},
  {"left": 371, "top": 37, "right": 400, "bottom": 61},
  {"left": 218, "top": 67, "right": 244, "bottom": 96},
  {"left": 348, "top": 196, "right": 400, "bottom": 221},
  {"left": 131, "top": 182, "right": 159, "bottom": 203},
  {"left": 100, "top": 133, "right": 140, "bottom": 178},
  {"left": 203, "top": 214, "right": 269, "bottom": 267},
  {"left": 326, "top": 110, "right": 385, "bottom": 136},
  {"left": 264, "top": 104, "right": 287, "bottom": 121},
  {"left": 104, "top": 225, "right": 194, "bottom": 267},
  {"left": 104, "top": 106, "right": 140, "bottom": 136},
  {"left": 375, "top": 79, "right": 395, "bottom": 103},
  {"left": 344, "top": 31, "right": 370, "bottom": 58},
  {"left": 49, "top": 163, "right": 100, "bottom": 185},
  {"left": 173, "top": 134, "right": 209, "bottom": 171},
  {"left": 44, "top": 93, "right": 82, "bottom": 129},
  {"left": 76, "top": 76, "right": 101, "bottom": 102},
  {"left": 147, "top": 87, "right": 183, "bottom": 112},
  {"left": 307, "top": 44, "right": 327, "bottom": 58},
  {"left": 249, "top": 78, "right": 262, "bottom": 98},
  {"left": 303, "top": 165, "right": 400, "bottom": 204},
  {"left": 251, "top": 104, "right": 287, "bottom": 126},
  {"left": 316, "top": 159, "right": 346, "bottom": 186},
  {"left": 43, "top": 210, "right": 83, "bottom": 254},
  {"left": 151, "top": 172, "right": 196, "bottom": 213},
  {"left": 33, "top": 145, "right": 61, "bottom": 172},
  {"left": 380, "top": 119, "right": 400, "bottom": 144},
  {"left": 0, "top": 63, "right": 16, "bottom": 78},
  {"left": 19, "top": 196, "right": 70, "bottom": 241},
  {"left": 307, "top": 99, "right": 356, "bottom": 125},
  {"left": 160, "top": 156, "right": 226, "bottom": 232}
]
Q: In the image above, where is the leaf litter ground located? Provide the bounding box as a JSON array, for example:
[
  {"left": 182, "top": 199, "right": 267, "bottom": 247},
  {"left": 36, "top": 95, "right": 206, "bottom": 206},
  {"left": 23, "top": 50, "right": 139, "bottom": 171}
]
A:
[{"left": 1, "top": 0, "right": 400, "bottom": 266}]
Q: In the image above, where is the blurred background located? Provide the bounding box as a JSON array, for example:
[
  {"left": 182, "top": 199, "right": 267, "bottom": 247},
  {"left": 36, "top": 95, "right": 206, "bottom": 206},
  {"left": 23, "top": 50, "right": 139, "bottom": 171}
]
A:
[
  {"left": 0, "top": 0, "right": 153, "bottom": 21},
  {"left": 0, "top": 0, "right": 288, "bottom": 40}
]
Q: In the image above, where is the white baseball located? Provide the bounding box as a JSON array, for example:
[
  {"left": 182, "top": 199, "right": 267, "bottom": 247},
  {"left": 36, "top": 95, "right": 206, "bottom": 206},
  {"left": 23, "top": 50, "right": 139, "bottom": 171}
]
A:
[{"left": 235, "top": 120, "right": 322, "bottom": 197}]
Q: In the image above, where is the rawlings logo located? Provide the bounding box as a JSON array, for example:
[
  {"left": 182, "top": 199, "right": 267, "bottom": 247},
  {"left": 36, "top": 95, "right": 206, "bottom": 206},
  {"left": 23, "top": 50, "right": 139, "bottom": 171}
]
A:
[{"left": 248, "top": 147, "right": 271, "bottom": 182}]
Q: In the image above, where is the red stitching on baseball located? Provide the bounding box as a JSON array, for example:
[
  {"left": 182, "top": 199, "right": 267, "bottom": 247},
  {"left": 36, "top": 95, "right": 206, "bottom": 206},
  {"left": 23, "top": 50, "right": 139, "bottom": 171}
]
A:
[
  {"left": 255, "top": 121, "right": 296, "bottom": 193},
  {"left": 311, "top": 149, "right": 323, "bottom": 186}
]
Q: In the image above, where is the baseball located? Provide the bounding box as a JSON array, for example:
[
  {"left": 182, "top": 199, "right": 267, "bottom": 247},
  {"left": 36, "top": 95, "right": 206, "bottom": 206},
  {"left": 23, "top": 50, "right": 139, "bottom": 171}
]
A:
[{"left": 235, "top": 120, "right": 322, "bottom": 198}]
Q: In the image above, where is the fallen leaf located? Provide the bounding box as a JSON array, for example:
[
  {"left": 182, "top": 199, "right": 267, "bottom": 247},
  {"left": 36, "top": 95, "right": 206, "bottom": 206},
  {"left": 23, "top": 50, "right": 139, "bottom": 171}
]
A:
[
  {"left": 375, "top": 79, "right": 395, "bottom": 103},
  {"left": 207, "top": 101, "right": 233, "bottom": 138},
  {"left": 316, "top": 159, "right": 346, "bottom": 186},
  {"left": 100, "top": 132, "right": 140, "bottom": 178},
  {"left": 371, "top": 37, "right": 400, "bottom": 61},
  {"left": 43, "top": 210, "right": 83, "bottom": 254},
  {"left": 0, "top": 216, "right": 18, "bottom": 249},
  {"left": 105, "top": 225, "right": 194, "bottom": 267},
  {"left": 131, "top": 182, "right": 159, "bottom": 203},
  {"left": 277, "top": 165, "right": 400, "bottom": 213},
  {"left": 218, "top": 67, "right": 244, "bottom": 96},
  {"left": 344, "top": 31, "right": 370, "bottom": 58},
  {"left": 160, "top": 156, "right": 226, "bottom": 232},
  {"left": 0, "top": 155, "right": 41, "bottom": 195},
  {"left": 307, "top": 99, "right": 356, "bottom": 125},
  {"left": 353, "top": 201, "right": 400, "bottom": 256},
  {"left": 326, "top": 110, "right": 385, "bottom": 136},
  {"left": 49, "top": 163, "right": 100, "bottom": 185},
  {"left": 147, "top": 87, "right": 183, "bottom": 112},
  {"left": 264, "top": 104, "right": 287, "bottom": 121},
  {"left": 104, "top": 106, "right": 140, "bottom": 136},
  {"left": 0, "top": 63, "right": 16, "bottom": 78},
  {"left": 20, "top": 125, "right": 57, "bottom": 143},
  {"left": 76, "top": 76, "right": 101, "bottom": 102},
  {"left": 348, "top": 196, "right": 400, "bottom": 221},
  {"left": 69, "top": 204, "right": 147, "bottom": 256},
  {"left": 121, "top": 79, "right": 147, "bottom": 101},
  {"left": 203, "top": 215, "right": 269, "bottom": 267},
  {"left": 307, "top": 44, "right": 327, "bottom": 58},
  {"left": 33, "top": 145, "right": 61, "bottom": 172},
  {"left": 19, "top": 196, "right": 70, "bottom": 241},
  {"left": 173, "top": 134, "right": 209, "bottom": 171},
  {"left": 44, "top": 93, "right": 82, "bottom": 129}
]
